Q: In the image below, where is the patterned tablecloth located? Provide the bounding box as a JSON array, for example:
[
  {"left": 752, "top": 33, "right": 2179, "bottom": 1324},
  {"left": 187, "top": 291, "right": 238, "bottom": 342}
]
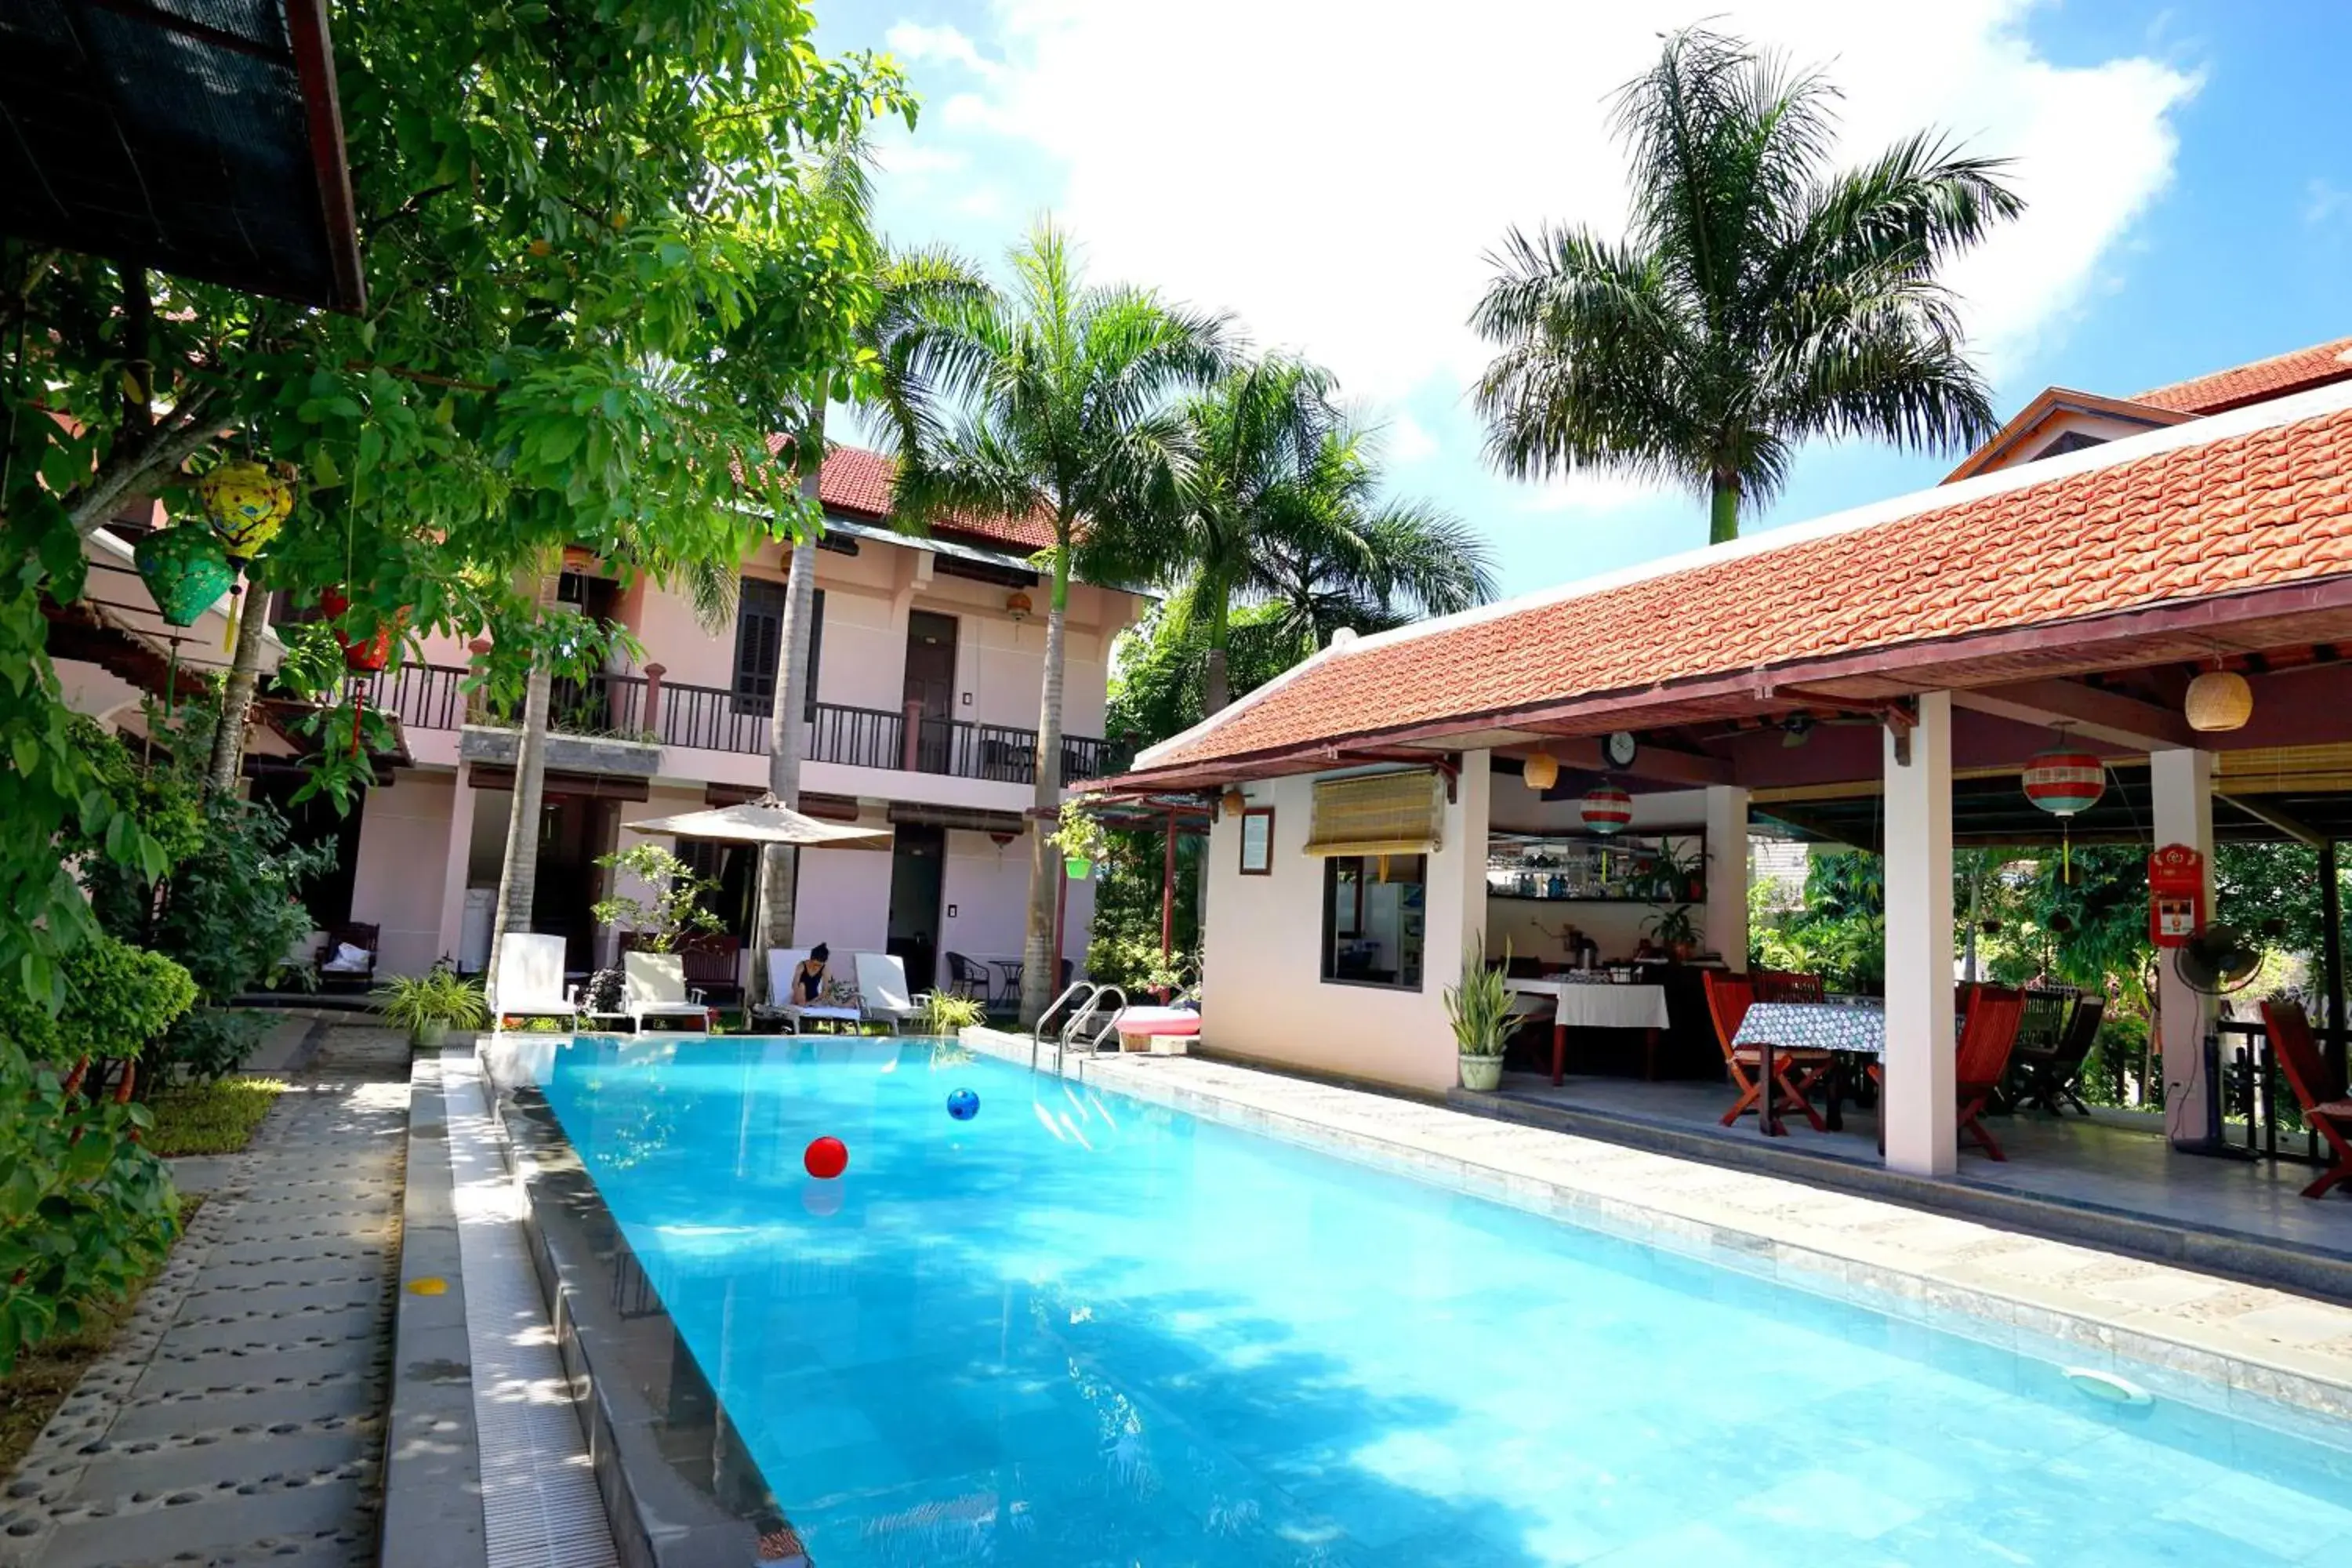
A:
[
  {"left": 1733, "top": 1000, "right": 1886, "bottom": 1056},
  {"left": 1504, "top": 978, "right": 1671, "bottom": 1031}
]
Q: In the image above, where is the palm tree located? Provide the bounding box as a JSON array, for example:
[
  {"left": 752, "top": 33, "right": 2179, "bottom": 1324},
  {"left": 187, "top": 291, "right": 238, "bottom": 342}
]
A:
[
  {"left": 880, "top": 222, "right": 1232, "bottom": 1025},
  {"left": 1472, "top": 27, "right": 2024, "bottom": 545},
  {"left": 1235, "top": 421, "right": 1497, "bottom": 653}
]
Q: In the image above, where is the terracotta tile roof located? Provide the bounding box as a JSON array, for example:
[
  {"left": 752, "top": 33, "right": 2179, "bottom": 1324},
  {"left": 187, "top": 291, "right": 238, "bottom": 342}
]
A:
[
  {"left": 768, "top": 439, "right": 1058, "bottom": 553},
  {"left": 1138, "top": 392, "right": 2352, "bottom": 775},
  {"left": 2136, "top": 336, "right": 2352, "bottom": 415}
]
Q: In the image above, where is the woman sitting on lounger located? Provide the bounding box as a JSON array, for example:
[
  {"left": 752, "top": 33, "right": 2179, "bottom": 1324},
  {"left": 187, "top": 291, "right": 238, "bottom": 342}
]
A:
[{"left": 792, "top": 945, "right": 831, "bottom": 1006}]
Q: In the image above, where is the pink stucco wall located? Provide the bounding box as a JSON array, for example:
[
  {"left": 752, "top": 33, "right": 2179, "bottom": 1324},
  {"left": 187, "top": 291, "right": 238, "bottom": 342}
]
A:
[{"left": 350, "top": 771, "right": 456, "bottom": 976}]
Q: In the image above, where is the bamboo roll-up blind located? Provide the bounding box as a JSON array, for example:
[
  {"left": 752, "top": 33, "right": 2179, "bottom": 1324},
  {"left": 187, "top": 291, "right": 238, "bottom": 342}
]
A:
[{"left": 1301, "top": 770, "right": 1443, "bottom": 857}]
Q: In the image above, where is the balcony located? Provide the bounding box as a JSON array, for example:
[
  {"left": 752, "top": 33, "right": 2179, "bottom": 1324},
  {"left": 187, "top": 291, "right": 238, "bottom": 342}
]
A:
[{"left": 365, "top": 665, "right": 1131, "bottom": 786}]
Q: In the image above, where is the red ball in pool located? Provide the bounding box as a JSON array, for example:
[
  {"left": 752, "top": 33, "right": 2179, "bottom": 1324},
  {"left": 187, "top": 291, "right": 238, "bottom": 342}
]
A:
[{"left": 803, "top": 1136, "right": 849, "bottom": 1180}]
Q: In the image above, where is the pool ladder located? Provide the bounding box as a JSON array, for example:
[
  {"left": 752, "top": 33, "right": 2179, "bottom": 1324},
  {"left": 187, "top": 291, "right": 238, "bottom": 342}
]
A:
[{"left": 1033, "top": 982, "right": 1127, "bottom": 1077}]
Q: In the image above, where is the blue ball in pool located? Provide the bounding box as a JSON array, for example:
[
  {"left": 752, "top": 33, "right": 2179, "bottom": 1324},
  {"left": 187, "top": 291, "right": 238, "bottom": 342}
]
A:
[{"left": 946, "top": 1087, "right": 980, "bottom": 1122}]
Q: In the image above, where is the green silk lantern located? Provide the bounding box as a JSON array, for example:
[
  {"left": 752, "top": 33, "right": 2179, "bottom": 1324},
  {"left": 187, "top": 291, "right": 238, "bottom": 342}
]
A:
[
  {"left": 132, "top": 528, "right": 234, "bottom": 715},
  {"left": 133, "top": 527, "right": 234, "bottom": 626}
]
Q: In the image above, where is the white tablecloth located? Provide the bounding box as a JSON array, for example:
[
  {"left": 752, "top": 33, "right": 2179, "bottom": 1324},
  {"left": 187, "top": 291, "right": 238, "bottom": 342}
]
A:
[{"left": 1504, "top": 979, "right": 1671, "bottom": 1031}]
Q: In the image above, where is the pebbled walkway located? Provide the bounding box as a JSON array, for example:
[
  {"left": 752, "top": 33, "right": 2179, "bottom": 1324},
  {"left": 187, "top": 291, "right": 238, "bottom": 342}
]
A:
[{"left": 1, "top": 1029, "right": 412, "bottom": 1568}]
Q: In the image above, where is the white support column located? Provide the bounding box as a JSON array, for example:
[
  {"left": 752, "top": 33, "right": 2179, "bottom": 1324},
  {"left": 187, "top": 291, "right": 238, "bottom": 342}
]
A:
[
  {"left": 1703, "top": 785, "right": 1750, "bottom": 969},
  {"left": 2153, "top": 747, "right": 2219, "bottom": 1145},
  {"left": 435, "top": 764, "right": 478, "bottom": 966},
  {"left": 1882, "top": 692, "right": 1956, "bottom": 1176}
]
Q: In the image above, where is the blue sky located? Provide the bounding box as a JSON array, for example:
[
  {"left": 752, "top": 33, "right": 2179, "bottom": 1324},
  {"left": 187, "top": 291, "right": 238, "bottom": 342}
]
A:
[{"left": 815, "top": 1, "right": 2351, "bottom": 601}]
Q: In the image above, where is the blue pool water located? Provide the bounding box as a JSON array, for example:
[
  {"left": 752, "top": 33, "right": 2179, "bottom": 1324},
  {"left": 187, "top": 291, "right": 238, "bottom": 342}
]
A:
[{"left": 543, "top": 1036, "right": 2352, "bottom": 1566}]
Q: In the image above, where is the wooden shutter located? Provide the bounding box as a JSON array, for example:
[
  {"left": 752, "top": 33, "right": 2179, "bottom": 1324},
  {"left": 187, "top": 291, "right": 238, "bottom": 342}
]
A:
[
  {"left": 731, "top": 582, "right": 823, "bottom": 718},
  {"left": 1303, "top": 770, "right": 1444, "bottom": 857}
]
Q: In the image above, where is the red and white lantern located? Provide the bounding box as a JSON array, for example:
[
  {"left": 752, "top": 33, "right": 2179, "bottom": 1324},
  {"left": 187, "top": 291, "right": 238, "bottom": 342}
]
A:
[
  {"left": 2023, "top": 749, "right": 2105, "bottom": 818},
  {"left": 1580, "top": 786, "right": 1633, "bottom": 837}
]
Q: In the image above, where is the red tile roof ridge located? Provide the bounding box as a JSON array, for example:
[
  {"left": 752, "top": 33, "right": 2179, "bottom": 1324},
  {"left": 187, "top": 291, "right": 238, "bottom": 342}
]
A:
[
  {"left": 1131, "top": 375, "right": 2352, "bottom": 772},
  {"left": 2136, "top": 336, "right": 2352, "bottom": 414}
]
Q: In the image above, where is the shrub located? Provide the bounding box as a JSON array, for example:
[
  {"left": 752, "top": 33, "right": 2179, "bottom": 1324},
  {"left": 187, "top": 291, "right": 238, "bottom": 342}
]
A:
[
  {"left": 0, "top": 1052, "right": 180, "bottom": 1372},
  {"left": 0, "top": 933, "right": 198, "bottom": 1070},
  {"left": 372, "top": 969, "right": 490, "bottom": 1033},
  {"left": 590, "top": 844, "right": 720, "bottom": 952},
  {"left": 154, "top": 1007, "right": 269, "bottom": 1085},
  {"left": 85, "top": 793, "right": 334, "bottom": 1003},
  {"left": 1083, "top": 933, "right": 1196, "bottom": 999}
]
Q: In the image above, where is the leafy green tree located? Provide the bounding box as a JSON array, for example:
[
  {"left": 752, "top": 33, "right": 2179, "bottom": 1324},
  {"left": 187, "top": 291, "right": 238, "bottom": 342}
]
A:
[
  {"left": 879, "top": 222, "right": 1232, "bottom": 1024},
  {"left": 1471, "top": 26, "right": 2022, "bottom": 544}
]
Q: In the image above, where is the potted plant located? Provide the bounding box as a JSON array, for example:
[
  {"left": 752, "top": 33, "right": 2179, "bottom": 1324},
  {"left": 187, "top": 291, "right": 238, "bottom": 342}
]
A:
[
  {"left": 1052, "top": 800, "right": 1110, "bottom": 882},
  {"left": 374, "top": 967, "right": 490, "bottom": 1046},
  {"left": 1445, "top": 935, "right": 1515, "bottom": 1091},
  {"left": 1643, "top": 903, "right": 1701, "bottom": 963},
  {"left": 590, "top": 843, "right": 722, "bottom": 950}
]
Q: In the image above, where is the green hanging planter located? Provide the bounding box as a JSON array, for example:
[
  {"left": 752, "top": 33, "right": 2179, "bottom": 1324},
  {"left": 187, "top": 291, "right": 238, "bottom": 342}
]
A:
[
  {"left": 134, "top": 527, "right": 235, "bottom": 627},
  {"left": 1064, "top": 855, "right": 1093, "bottom": 881}
]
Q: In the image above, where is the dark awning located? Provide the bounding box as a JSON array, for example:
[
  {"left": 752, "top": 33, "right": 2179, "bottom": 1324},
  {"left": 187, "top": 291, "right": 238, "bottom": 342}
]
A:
[{"left": 0, "top": 0, "right": 363, "bottom": 311}]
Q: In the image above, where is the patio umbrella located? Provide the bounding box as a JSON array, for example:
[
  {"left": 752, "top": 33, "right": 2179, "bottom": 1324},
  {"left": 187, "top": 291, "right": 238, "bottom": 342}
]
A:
[
  {"left": 626, "top": 797, "right": 893, "bottom": 1011},
  {"left": 625, "top": 794, "right": 893, "bottom": 850}
]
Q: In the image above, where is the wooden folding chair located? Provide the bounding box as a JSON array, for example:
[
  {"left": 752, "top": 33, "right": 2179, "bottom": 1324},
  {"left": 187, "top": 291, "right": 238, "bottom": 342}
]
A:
[
  {"left": 1867, "top": 983, "right": 2026, "bottom": 1159},
  {"left": 2260, "top": 1000, "right": 2352, "bottom": 1200},
  {"left": 1705, "top": 971, "right": 1830, "bottom": 1131}
]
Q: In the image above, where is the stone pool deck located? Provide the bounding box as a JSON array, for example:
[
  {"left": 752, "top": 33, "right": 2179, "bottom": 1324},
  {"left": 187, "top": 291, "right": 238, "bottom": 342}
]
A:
[
  {"left": 0, "top": 1025, "right": 411, "bottom": 1568},
  {"left": 967, "top": 1029, "right": 2352, "bottom": 1435}
]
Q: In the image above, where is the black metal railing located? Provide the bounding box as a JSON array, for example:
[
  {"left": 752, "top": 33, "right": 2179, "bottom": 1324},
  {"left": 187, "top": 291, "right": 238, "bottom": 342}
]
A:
[{"left": 387, "top": 665, "right": 1130, "bottom": 784}]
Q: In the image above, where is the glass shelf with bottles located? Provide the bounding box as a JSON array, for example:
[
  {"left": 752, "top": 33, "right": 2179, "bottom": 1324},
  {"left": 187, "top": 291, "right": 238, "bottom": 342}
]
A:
[{"left": 1485, "top": 830, "right": 1705, "bottom": 904}]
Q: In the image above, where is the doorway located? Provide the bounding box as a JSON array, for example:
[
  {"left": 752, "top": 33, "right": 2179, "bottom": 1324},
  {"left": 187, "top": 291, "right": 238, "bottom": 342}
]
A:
[
  {"left": 887, "top": 824, "right": 946, "bottom": 993},
  {"left": 904, "top": 611, "right": 957, "bottom": 773}
]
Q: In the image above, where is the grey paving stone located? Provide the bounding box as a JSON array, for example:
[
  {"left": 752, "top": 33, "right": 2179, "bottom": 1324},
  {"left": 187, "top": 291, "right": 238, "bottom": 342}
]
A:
[
  {"left": 0, "top": 1075, "right": 404, "bottom": 1568},
  {"left": 110, "top": 1381, "right": 382, "bottom": 1441},
  {"left": 25, "top": 1479, "right": 372, "bottom": 1568}
]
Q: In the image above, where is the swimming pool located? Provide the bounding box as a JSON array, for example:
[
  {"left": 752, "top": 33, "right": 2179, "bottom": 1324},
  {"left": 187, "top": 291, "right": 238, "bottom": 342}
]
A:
[{"left": 542, "top": 1035, "right": 2352, "bottom": 1566}]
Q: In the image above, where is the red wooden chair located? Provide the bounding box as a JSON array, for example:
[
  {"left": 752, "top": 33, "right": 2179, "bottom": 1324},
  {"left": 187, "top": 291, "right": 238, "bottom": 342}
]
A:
[
  {"left": 2259, "top": 1000, "right": 2352, "bottom": 1200},
  {"left": 1705, "top": 970, "right": 1830, "bottom": 1131},
  {"left": 1752, "top": 969, "right": 1826, "bottom": 1003},
  {"left": 1867, "top": 983, "right": 2027, "bottom": 1159}
]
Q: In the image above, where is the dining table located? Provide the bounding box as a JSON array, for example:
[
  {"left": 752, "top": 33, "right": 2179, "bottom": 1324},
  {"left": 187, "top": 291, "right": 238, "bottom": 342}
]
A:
[
  {"left": 1504, "top": 976, "right": 1672, "bottom": 1084},
  {"left": 1732, "top": 999, "right": 1886, "bottom": 1135}
]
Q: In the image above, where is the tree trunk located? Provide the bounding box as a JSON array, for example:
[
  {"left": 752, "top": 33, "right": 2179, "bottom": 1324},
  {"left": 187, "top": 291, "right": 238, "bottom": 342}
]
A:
[
  {"left": 202, "top": 575, "right": 269, "bottom": 797},
  {"left": 750, "top": 426, "right": 826, "bottom": 1007},
  {"left": 1708, "top": 471, "right": 1741, "bottom": 546},
  {"left": 1960, "top": 858, "right": 1983, "bottom": 982},
  {"left": 1018, "top": 539, "right": 1073, "bottom": 1027},
  {"left": 485, "top": 566, "right": 561, "bottom": 1000},
  {"left": 1202, "top": 576, "right": 1232, "bottom": 716}
]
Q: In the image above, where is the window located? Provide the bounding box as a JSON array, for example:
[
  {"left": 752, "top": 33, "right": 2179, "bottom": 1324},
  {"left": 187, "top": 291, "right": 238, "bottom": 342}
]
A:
[
  {"left": 731, "top": 580, "right": 823, "bottom": 719},
  {"left": 1321, "top": 854, "right": 1426, "bottom": 990}
]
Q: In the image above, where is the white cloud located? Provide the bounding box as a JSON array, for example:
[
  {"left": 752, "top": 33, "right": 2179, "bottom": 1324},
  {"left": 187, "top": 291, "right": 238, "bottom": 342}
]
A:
[
  {"left": 895, "top": 0, "right": 2196, "bottom": 412},
  {"left": 2307, "top": 178, "right": 2350, "bottom": 228},
  {"left": 1384, "top": 412, "right": 1438, "bottom": 463},
  {"left": 882, "top": 21, "right": 1001, "bottom": 81}
]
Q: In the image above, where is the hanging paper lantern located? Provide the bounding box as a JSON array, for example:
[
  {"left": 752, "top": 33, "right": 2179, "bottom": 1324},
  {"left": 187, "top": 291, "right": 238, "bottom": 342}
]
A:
[
  {"left": 197, "top": 459, "right": 293, "bottom": 562},
  {"left": 1580, "top": 785, "right": 1633, "bottom": 836},
  {"left": 133, "top": 527, "right": 234, "bottom": 627},
  {"left": 1221, "top": 788, "right": 1247, "bottom": 818},
  {"left": 1522, "top": 750, "right": 1559, "bottom": 792},
  {"left": 318, "top": 588, "right": 406, "bottom": 673},
  {"left": 2023, "top": 749, "right": 2106, "bottom": 817},
  {"left": 2185, "top": 670, "right": 2253, "bottom": 732}
]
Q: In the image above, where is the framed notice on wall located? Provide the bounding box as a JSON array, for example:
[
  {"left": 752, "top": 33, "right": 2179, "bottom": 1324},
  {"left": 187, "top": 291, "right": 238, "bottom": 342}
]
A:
[{"left": 1239, "top": 807, "right": 1275, "bottom": 876}]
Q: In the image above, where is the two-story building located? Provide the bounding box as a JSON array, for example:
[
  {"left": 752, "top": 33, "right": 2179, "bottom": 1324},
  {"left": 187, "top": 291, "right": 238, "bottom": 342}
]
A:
[{"left": 61, "top": 447, "right": 1145, "bottom": 999}]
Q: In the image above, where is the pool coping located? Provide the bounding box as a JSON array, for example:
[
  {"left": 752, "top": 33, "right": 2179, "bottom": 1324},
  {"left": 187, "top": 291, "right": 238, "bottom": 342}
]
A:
[
  {"left": 473, "top": 1047, "right": 804, "bottom": 1568},
  {"left": 956, "top": 1027, "right": 2352, "bottom": 1446}
]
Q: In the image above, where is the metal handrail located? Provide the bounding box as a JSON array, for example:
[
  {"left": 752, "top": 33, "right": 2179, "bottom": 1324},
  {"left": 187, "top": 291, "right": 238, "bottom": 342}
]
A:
[
  {"left": 1033, "top": 981, "right": 1096, "bottom": 1073},
  {"left": 1062, "top": 985, "right": 1126, "bottom": 1057}
]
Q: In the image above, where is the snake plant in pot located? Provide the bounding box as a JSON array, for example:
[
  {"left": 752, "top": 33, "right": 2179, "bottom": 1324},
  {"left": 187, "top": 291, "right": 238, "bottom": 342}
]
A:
[{"left": 1446, "top": 935, "right": 1515, "bottom": 1091}]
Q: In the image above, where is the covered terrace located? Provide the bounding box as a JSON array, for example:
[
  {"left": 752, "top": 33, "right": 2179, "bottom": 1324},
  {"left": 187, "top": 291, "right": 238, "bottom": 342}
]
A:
[{"left": 1088, "top": 375, "right": 2352, "bottom": 1290}]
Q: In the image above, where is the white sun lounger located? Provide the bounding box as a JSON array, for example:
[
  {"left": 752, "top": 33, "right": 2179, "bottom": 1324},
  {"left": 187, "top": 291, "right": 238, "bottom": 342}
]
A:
[
  {"left": 622, "top": 952, "right": 713, "bottom": 1034},
  {"left": 491, "top": 933, "right": 577, "bottom": 1032},
  {"left": 851, "top": 951, "right": 925, "bottom": 1033},
  {"left": 766, "top": 948, "right": 864, "bottom": 1033}
]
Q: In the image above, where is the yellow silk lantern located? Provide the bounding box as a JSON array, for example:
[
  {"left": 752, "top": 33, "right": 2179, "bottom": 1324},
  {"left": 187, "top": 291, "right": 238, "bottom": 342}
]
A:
[{"left": 198, "top": 459, "right": 293, "bottom": 562}]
